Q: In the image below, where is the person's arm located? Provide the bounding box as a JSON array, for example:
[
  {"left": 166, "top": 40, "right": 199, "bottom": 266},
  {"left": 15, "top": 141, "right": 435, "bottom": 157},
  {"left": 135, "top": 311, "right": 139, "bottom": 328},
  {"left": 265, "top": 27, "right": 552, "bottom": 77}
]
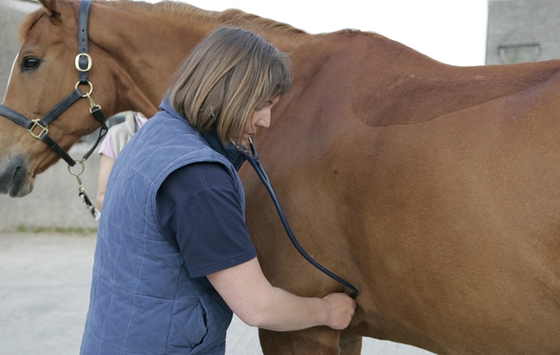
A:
[
  {"left": 207, "top": 257, "right": 356, "bottom": 332},
  {"left": 95, "top": 154, "right": 115, "bottom": 212}
]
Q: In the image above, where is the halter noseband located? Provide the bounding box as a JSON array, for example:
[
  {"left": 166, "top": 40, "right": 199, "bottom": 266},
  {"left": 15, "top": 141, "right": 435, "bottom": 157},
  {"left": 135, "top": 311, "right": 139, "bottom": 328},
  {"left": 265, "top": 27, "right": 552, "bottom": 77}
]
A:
[{"left": 0, "top": 0, "right": 106, "bottom": 219}]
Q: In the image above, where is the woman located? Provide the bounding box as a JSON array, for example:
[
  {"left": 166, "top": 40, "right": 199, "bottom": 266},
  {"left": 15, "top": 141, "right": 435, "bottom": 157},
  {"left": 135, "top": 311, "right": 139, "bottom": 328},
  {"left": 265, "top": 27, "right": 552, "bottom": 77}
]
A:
[{"left": 80, "top": 26, "right": 355, "bottom": 355}]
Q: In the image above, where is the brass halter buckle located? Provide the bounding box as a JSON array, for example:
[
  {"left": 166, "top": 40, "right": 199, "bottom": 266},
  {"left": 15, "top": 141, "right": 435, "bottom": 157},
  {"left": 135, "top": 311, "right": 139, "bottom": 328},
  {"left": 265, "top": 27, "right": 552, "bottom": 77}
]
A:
[
  {"left": 75, "top": 53, "right": 93, "bottom": 72},
  {"left": 27, "top": 119, "right": 49, "bottom": 139}
]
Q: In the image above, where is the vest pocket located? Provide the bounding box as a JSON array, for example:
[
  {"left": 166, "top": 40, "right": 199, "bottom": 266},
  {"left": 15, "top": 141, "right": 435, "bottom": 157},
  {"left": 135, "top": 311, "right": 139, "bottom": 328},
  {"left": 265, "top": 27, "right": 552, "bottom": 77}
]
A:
[{"left": 167, "top": 297, "right": 208, "bottom": 351}]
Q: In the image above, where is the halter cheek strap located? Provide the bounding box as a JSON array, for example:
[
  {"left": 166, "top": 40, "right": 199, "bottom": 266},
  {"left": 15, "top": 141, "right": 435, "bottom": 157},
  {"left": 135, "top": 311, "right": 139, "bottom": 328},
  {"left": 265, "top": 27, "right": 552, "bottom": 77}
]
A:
[{"left": 77, "top": 0, "right": 92, "bottom": 83}]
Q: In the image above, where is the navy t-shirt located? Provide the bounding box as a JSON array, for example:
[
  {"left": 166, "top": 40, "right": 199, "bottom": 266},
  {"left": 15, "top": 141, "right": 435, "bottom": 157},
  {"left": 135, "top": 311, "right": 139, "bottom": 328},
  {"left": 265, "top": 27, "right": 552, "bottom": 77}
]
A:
[{"left": 156, "top": 162, "right": 257, "bottom": 278}]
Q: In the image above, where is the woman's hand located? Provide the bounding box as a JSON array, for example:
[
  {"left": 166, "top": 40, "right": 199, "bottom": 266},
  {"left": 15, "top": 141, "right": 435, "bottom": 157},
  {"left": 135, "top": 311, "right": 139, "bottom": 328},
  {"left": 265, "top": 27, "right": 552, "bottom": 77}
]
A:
[{"left": 322, "top": 292, "right": 357, "bottom": 330}]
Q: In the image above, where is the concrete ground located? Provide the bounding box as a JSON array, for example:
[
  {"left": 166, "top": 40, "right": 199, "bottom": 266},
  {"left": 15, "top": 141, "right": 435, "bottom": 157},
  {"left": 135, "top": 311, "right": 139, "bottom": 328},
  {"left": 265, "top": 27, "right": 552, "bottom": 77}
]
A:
[{"left": 0, "top": 231, "right": 434, "bottom": 355}]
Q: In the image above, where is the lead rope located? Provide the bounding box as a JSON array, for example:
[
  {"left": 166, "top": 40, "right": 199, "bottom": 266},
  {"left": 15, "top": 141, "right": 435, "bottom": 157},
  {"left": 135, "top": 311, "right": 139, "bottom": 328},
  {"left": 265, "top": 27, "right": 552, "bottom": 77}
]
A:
[
  {"left": 240, "top": 140, "right": 358, "bottom": 299},
  {"left": 67, "top": 116, "right": 107, "bottom": 221},
  {"left": 68, "top": 159, "right": 101, "bottom": 220}
]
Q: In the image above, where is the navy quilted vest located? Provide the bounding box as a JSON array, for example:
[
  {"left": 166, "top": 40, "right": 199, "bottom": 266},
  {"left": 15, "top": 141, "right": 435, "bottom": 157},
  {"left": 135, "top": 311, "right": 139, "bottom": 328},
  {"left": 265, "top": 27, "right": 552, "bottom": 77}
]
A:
[{"left": 80, "top": 101, "right": 245, "bottom": 355}]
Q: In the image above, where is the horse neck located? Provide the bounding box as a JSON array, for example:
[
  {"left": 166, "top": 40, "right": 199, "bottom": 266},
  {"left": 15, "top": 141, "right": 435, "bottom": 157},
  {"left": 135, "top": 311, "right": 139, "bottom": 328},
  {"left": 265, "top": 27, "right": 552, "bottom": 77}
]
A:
[{"left": 87, "top": 1, "right": 309, "bottom": 114}]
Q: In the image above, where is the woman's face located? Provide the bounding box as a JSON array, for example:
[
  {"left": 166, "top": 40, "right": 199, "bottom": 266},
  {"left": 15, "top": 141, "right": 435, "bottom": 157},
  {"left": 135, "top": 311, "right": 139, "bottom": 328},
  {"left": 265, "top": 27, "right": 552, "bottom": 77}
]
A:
[{"left": 242, "top": 97, "right": 280, "bottom": 145}]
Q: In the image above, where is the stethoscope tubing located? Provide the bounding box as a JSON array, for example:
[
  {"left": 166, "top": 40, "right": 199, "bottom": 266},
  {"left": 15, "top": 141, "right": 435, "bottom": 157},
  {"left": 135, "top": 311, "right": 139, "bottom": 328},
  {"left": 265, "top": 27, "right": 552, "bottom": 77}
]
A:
[{"left": 241, "top": 140, "right": 358, "bottom": 299}]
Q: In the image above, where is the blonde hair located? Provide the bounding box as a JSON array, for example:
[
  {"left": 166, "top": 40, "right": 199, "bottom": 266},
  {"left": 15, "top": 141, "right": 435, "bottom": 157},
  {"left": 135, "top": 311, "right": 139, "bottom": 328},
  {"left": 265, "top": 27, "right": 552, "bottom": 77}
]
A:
[{"left": 168, "top": 26, "right": 292, "bottom": 144}]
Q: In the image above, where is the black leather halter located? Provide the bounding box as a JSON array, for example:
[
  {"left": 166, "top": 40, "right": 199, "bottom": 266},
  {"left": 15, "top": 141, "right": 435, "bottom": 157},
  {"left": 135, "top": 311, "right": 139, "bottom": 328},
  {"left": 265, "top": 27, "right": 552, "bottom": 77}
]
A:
[
  {"left": 0, "top": 0, "right": 107, "bottom": 219},
  {"left": 0, "top": 0, "right": 107, "bottom": 167}
]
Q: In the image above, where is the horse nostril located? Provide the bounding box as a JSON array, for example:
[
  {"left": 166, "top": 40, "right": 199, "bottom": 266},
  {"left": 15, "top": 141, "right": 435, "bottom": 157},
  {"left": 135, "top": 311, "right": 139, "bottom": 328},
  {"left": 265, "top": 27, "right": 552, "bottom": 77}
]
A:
[{"left": 0, "top": 155, "right": 31, "bottom": 197}]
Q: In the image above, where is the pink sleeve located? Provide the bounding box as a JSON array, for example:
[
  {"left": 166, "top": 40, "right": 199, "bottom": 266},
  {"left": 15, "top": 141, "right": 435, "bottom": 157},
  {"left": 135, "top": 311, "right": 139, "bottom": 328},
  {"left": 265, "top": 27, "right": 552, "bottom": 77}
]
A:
[{"left": 98, "top": 134, "right": 117, "bottom": 160}]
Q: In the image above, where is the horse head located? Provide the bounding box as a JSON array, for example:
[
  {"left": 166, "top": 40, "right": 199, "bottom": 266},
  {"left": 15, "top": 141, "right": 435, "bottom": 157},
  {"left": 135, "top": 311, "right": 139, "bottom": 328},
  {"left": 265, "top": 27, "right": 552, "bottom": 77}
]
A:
[{"left": 0, "top": 0, "right": 157, "bottom": 197}]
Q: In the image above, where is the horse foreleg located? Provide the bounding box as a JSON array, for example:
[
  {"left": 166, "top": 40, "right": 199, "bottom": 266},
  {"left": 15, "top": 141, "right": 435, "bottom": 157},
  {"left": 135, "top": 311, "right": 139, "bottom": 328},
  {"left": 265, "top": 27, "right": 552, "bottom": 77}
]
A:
[
  {"left": 259, "top": 328, "right": 342, "bottom": 355},
  {"left": 339, "top": 334, "right": 362, "bottom": 355}
]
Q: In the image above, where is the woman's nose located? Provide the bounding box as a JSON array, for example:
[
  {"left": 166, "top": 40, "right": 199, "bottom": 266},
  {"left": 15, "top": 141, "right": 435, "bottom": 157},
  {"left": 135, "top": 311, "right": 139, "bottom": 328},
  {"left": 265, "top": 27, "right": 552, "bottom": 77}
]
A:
[{"left": 256, "top": 111, "right": 271, "bottom": 129}]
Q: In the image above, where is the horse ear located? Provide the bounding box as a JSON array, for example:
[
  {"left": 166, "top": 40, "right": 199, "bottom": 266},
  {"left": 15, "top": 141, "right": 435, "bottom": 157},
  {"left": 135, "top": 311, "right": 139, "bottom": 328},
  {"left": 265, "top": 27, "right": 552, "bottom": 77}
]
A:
[{"left": 39, "top": 0, "right": 61, "bottom": 17}]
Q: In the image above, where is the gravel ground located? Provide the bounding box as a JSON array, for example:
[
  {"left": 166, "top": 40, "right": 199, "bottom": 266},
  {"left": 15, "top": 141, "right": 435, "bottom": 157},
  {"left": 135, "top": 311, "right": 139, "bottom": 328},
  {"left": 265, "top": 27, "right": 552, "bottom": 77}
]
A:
[{"left": 0, "top": 232, "right": 433, "bottom": 355}]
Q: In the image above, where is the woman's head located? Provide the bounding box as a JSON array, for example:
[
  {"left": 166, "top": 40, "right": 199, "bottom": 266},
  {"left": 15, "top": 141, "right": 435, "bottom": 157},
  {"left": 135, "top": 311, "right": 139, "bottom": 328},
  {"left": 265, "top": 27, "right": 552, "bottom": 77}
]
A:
[{"left": 169, "top": 26, "right": 292, "bottom": 145}]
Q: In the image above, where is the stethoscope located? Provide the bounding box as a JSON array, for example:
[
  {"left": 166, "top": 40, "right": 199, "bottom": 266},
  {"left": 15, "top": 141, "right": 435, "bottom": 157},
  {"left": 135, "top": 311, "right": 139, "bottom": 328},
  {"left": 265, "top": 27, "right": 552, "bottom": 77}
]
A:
[{"left": 240, "top": 139, "right": 358, "bottom": 299}]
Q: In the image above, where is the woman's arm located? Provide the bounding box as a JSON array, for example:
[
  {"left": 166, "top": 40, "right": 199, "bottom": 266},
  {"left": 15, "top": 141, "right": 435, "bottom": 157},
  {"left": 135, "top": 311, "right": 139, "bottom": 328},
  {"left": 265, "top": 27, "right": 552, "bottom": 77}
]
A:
[
  {"left": 95, "top": 154, "right": 115, "bottom": 212},
  {"left": 207, "top": 257, "right": 356, "bottom": 332}
]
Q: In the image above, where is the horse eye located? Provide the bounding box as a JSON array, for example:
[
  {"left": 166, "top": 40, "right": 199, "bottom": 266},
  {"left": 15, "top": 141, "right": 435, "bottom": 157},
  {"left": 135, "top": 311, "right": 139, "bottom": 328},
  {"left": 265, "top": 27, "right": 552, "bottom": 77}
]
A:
[{"left": 21, "top": 56, "right": 41, "bottom": 72}]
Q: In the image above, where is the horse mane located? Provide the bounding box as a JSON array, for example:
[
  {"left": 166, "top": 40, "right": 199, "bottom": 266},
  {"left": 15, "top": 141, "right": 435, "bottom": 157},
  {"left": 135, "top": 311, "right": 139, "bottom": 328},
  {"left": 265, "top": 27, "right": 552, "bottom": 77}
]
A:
[
  {"left": 17, "top": 0, "right": 308, "bottom": 45},
  {"left": 105, "top": 0, "right": 308, "bottom": 38}
]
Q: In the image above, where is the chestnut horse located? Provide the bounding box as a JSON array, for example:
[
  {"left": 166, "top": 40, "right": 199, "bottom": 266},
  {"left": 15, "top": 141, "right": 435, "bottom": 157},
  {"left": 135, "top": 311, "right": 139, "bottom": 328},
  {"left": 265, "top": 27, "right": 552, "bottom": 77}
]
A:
[{"left": 2, "top": 0, "right": 560, "bottom": 354}]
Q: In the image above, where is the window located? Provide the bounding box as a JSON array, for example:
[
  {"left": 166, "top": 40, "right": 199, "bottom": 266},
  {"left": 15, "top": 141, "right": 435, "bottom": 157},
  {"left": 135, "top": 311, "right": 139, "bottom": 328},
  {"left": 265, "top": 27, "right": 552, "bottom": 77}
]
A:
[{"left": 499, "top": 43, "right": 540, "bottom": 64}]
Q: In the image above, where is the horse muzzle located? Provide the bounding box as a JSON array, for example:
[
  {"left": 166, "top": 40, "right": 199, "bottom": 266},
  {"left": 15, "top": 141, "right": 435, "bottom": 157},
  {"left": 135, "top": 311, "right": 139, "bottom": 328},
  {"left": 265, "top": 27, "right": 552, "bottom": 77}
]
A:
[{"left": 0, "top": 154, "right": 33, "bottom": 197}]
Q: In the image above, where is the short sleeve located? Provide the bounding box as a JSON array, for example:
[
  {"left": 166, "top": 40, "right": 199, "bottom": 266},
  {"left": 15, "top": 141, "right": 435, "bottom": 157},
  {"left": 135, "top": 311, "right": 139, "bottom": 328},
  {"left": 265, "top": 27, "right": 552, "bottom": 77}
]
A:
[
  {"left": 156, "top": 162, "right": 256, "bottom": 278},
  {"left": 97, "top": 133, "right": 117, "bottom": 160}
]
